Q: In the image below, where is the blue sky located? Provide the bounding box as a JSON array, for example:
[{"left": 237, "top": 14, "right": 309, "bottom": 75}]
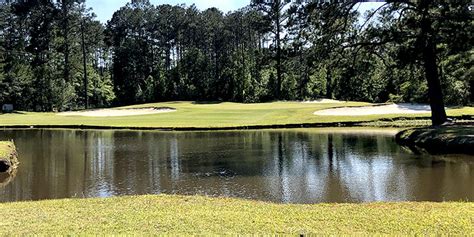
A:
[{"left": 87, "top": 0, "right": 382, "bottom": 23}]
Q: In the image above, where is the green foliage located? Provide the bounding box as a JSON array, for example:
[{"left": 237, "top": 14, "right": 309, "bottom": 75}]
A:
[
  {"left": 0, "top": 0, "right": 114, "bottom": 111},
  {"left": 0, "top": 1, "right": 471, "bottom": 111},
  {"left": 440, "top": 51, "right": 473, "bottom": 105},
  {"left": 363, "top": 0, "right": 473, "bottom": 111}
]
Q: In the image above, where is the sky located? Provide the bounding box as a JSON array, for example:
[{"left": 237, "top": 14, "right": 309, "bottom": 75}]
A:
[{"left": 87, "top": 0, "right": 383, "bottom": 23}]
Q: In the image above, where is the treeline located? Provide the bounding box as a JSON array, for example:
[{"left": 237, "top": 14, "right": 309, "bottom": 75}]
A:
[{"left": 0, "top": 0, "right": 472, "bottom": 112}]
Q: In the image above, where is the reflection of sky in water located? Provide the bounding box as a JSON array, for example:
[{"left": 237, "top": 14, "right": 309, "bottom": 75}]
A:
[{"left": 0, "top": 129, "right": 473, "bottom": 203}]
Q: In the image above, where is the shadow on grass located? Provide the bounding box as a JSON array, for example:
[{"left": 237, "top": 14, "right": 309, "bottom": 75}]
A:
[
  {"left": 0, "top": 111, "right": 26, "bottom": 115},
  {"left": 396, "top": 124, "right": 474, "bottom": 155}
]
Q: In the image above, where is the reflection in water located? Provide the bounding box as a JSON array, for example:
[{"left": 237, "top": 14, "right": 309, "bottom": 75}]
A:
[{"left": 0, "top": 129, "right": 472, "bottom": 203}]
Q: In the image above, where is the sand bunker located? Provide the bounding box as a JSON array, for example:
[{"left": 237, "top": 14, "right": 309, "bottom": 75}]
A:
[
  {"left": 314, "top": 103, "right": 433, "bottom": 116},
  {"left": 58, "top": 107, "right": 176, "bottom": 117},
  {"left": 302, "top": 99, "right": 346, "bottom": 104}
]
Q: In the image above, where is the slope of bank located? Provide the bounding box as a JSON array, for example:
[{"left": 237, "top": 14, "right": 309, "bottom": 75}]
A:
[
  {"left": 396, "top": 125, "right": 474, "bottom": 155},
  {"left": 0, "top": 195, "right": 472, "bottom": 235},
  {"left": 1, "top": 101, "right": 473, "bottom": 130}
]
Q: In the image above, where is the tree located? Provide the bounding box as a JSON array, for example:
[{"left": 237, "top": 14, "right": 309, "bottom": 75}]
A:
[
  {"left": 0, "top": 1, "right": 34, "bottom": 109},
  {"left": 286, "top": 2, "right": 359, "bottom": 100},
  {"left": 1, "top": 0, "right": 471, "bottom": 112},
  {"left": 251, "top": 0, "right": 289, "bottom": 99},
  {"left": 354, "top": 0, "right": 473, "bottom": 125},
  {"left": 56, "top": 0, "right": 83, "bottom": 84},
  {"left": 106, "top": 0, "right": 156, "bottom": 104}
]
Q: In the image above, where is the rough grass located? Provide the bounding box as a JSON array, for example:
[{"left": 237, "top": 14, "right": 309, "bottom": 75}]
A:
[
  {"left": 1, "top": 101, "right": 473, "bottom": 129},
  {"left": 0, "top": 195, "right": 472, "bottom": 235},
  {"left": 362, "top": 119, "right": 474, "bottom": 127},
  {"left": 0, "top": 141, "right": 15, "bottom": 159},
  {"left": 396, "top": 125, "right": 474, "bottom": 154}
]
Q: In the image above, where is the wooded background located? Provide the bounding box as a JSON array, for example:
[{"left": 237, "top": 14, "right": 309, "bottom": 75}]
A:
[{"left": 0, "top": 0, "right": 472, "bottom": 113}]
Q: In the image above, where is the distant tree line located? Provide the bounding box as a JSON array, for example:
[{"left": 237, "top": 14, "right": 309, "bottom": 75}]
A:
[{"left": 0, "top": 0, "right": 472, "bottom": 121}]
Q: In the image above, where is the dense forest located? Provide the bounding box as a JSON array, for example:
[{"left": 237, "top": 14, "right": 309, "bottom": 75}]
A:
[{"left": 0, "top": 1, "right": 472, "bottom": 119}]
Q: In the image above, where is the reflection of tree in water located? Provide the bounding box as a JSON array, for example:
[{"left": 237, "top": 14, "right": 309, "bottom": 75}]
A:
[
  {"left": 276, "top": 133, "right": 291, "bottom": 202},
  {"left": 317, "top": 134, "right": 351, "bottom": 203},
  {"left": 264, "top": 131, "right": 420, "bottom": 203},
  {"left": 1, "top": 129, "right": 472, "bottom": 203}
]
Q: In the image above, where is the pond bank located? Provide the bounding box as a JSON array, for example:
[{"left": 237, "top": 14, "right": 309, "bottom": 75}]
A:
[
  {"left": 1, "top": 117, "right": 473, "bottom": 131},
  {"left": 0, "top": 141, "right": 18, "bottom": 173},
  {"left": 396, "top": 125, "right": 474, "bottom": 155},
  {"left": 0, "top": 195, "right": 471, "bottom": 235}
]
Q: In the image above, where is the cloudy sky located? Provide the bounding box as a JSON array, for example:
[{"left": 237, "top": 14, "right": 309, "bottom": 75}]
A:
[{"left": 87, "top": 0, "right": 382, "bottom": 23}]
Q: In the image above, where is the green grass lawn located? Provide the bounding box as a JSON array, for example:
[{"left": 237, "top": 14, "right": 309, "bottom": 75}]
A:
[
  {"left": 0, "top": 195, "right": 471, "bottom": 235},
  {"left": 1, "top": 101, "right": 473, "bottom": 129}
]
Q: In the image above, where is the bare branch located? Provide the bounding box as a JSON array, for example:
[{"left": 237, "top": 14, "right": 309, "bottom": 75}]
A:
[{"left": 358, "top": 2, "right": 389, "bottom": 31}]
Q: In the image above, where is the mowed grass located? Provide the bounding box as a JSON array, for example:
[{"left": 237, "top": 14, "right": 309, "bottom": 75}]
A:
[
  {"left": 1, "top": 101, "right": 473, "bottom": 128},
  {"left": 0, "top": 195, "right": 472, "bottom": 235}
]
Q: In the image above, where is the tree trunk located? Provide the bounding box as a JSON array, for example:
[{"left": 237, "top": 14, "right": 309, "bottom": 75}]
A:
[
  {"left": 326, "top": 66, "right": 332, "bottom": 99},
  {"left": 81, "top": 19, "right": 89, "bottom": 109},
  {"left": 62, "top": 1, "right": 71, "bottom": 83},
  {"left": 470, "top": 80, "right": 474, "bottom": 102},
  {"left": 422, "top": 40, "right": 447, "bottom": 126},
  {"left": 275, "top": 0, "right": 282, "bottom": 100},
  {"left": 276, "top": 19, "right": 282, "bottom": 100},
  {"left": 420, "top": 8, "right": 447, "bottom": 126}
]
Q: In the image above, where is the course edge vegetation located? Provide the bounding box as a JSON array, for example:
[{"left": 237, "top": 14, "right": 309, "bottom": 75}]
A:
[{"left": 396, "top": 125, "right": 474, "bottom": 155}]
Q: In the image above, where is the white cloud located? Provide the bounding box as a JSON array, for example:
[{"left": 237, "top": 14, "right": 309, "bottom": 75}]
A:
[{"left": 190, "top": 0, "right": 247, "bottom": 12}]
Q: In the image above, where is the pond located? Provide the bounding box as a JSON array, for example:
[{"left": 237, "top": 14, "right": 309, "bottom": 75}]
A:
[{"left": 0, "top": 128, "right": 472, "bottom": 203}]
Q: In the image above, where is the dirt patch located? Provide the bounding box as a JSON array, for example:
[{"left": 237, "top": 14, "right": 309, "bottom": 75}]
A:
[
  {"left": 314, "top": 103, "right": 433, "bottom": 116},
  {"left": 58, "top": 107, "right": 177, "bottom": 117}
]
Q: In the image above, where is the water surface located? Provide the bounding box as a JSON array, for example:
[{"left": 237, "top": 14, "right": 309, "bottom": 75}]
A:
[{"left": 0, "top": 128, "right": 472, "bottom": 203}]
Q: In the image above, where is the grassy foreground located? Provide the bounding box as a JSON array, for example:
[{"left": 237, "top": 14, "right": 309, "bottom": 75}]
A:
[
  {"left": 1, "top": 101, "right": 473, "bottom": 129},
  {"left": 0, "top": 195, "right": 472, "bottom": 235},
  {"left": 396, "top": 125, "right": 474, "bottom": 155}
]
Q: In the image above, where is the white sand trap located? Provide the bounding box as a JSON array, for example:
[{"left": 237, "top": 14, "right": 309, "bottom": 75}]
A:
[
  {"left": 58, "top": 108, "right": 176, "bottom": 117},
  {"left": 314, "top": 103, "right": 434, "bottom": 116},
  {"left": 303, "top": 99, "right": 346, "bottom": 104}
]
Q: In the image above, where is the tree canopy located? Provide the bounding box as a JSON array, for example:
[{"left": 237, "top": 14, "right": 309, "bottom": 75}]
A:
[{"left": 0, "top": 0, "right": 472, "bottom": 124}]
